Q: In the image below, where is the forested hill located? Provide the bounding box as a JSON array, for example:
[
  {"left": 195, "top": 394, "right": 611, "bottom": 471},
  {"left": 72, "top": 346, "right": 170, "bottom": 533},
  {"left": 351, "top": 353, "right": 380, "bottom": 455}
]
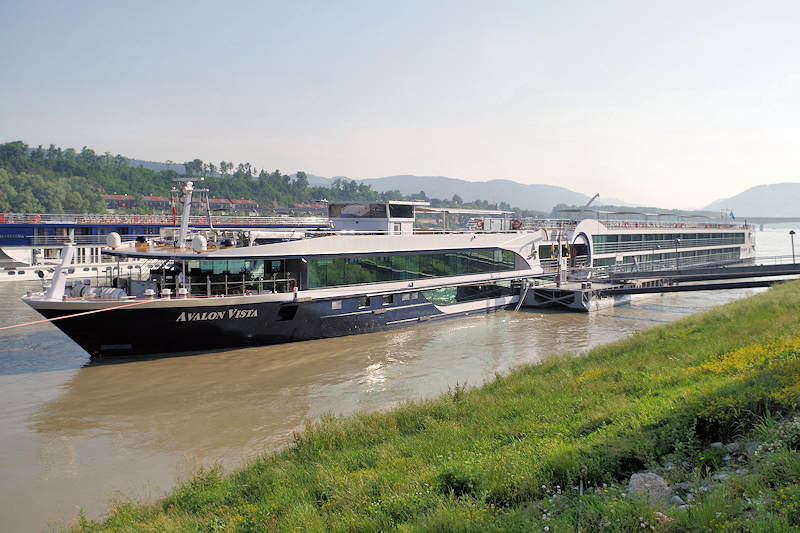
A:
[
  {"left": 0, "top": 141, "right": 550, "bottom": 215},
  {"left": 0, "top": 141, "right": 404, "bottom": 214}
]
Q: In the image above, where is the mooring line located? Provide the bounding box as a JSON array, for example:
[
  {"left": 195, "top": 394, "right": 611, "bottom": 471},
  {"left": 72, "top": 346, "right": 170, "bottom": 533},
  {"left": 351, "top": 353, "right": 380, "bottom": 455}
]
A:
[{"left": 0, "top": 298, "right": 167, "bottom": 332}]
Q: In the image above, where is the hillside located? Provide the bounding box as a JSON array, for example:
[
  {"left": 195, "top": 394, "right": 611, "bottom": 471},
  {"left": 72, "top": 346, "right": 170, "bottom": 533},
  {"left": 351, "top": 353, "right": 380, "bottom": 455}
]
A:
[
  {"left": 308, "top": 174, "right": 611, "bottom": 212},
  {"left": 705, "top": 182, "right": 800, "bottom": 217}
]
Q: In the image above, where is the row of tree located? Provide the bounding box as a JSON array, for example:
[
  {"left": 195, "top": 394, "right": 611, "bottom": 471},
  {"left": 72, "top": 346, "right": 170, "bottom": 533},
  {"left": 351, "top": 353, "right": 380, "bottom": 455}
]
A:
[{"left": 0, "top": 140, "right": 539, "bottom": 216}]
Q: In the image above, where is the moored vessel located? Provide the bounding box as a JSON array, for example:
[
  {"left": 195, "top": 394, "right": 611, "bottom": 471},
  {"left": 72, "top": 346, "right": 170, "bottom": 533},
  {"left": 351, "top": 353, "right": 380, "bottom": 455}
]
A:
[{"left": 21, "top": 187, "right": 756, "bottom": 357}]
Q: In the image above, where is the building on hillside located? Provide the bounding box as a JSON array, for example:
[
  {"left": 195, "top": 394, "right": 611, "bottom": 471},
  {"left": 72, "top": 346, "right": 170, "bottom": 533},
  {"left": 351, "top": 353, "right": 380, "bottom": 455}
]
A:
[
  {"left": 209, "top": 197, "right": 233, "bottom": 211},
  {"left": 230, "top": 199, "right": 259, "bottom": 212},
  {"left": 140, "top": 195, "right": 171, "bottom": 210},
  {"left": 290, "top": 203, "right": 327, "bottom": 215},
  {"left": 102, "top": 194, "right": 135, "bottom": 209},
  {"left": 190, "top": 197, "right": 234, "bottom": 211}
]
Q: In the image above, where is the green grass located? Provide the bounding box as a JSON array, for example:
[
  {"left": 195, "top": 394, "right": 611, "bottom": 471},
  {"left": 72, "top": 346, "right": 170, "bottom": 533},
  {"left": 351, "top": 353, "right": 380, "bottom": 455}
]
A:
[{"left": 72, "top": 281, "right": 800, "bottom": 532}]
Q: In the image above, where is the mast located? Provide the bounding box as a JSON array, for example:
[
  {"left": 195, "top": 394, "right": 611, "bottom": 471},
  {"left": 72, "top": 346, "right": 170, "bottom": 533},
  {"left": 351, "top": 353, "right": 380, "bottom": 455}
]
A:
[
  {"left": 172, "top": 178, "right": 198, "bottom": 248},
  {"left": 178, "top": 180, "right": 194, "bottom": 247}
]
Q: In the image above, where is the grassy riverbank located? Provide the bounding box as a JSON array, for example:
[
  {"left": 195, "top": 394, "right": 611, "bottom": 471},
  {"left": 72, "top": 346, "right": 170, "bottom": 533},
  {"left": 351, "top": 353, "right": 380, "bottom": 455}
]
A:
[{"left": 75, "top": 282, "right": 800, "bottom": 532}]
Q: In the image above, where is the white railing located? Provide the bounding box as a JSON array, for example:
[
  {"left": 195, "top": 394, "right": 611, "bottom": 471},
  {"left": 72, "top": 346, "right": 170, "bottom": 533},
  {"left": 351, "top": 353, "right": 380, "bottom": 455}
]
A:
[
  {"left": 0, "top": 212, "right": 332, "bottom": 227},
  {"left": 30, "top": 234, "right": 158, "bottom": 246},
  {"left": 600, "top": 220, "right": 749, "bottom": 230}
]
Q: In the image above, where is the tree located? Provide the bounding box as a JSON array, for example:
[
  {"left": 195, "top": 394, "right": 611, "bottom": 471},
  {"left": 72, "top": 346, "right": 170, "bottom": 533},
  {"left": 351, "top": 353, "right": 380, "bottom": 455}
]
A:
[
  {"left": 0, "top": 141, "right": 28, "bottom": 171},
  {"left": 184, "top": 159, "right": 203, "bottom": 177}
]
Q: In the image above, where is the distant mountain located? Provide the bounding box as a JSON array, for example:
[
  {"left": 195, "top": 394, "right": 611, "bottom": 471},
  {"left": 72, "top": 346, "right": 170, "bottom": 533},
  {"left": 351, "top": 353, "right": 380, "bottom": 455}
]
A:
[
  {"left": 705, "top": 183, "right": 800, "bottom": 217},
  {"left": 142, "top": 165, "right": 634, "bottom": 212},
  {"left": 306, "top": 174, "right": 609, "bottom": 212}
]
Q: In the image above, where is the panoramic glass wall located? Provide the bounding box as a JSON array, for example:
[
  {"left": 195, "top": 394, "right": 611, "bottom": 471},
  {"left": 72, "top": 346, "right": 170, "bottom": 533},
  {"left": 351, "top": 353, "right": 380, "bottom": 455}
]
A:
[
  {"left": 307, "top": 249, "right": 517, "bottom": 288},
  {"left": 592, "top": 232, "right": 745, "bottom": 254},
  {"left": 592, "top": 247, "right": 741, "bottom": 269}
]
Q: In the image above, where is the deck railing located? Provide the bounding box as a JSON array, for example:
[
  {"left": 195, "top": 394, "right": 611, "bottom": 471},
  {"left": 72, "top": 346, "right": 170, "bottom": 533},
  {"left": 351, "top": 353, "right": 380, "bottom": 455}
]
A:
[
  {"left": 0, "top": 212, "right": 331, "bottom": 228},
  {"left": 30, "top": 234, "right": 159, "bottom": 246},
  {"left": 599, "top": 220, "right": 749, "bottom": 230}
]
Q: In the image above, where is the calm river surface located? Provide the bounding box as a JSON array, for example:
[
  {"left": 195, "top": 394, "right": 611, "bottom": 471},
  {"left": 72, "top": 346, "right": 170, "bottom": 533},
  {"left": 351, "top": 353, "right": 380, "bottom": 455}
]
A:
[{"left": 0, "top": 229, "right": 794, "bottom": 531}]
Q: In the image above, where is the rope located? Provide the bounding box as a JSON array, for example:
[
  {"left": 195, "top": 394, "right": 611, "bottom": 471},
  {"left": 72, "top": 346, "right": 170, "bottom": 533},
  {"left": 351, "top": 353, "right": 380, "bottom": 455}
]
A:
[{"left": 0, "top": 298, "right": 166, "bottom": 332}]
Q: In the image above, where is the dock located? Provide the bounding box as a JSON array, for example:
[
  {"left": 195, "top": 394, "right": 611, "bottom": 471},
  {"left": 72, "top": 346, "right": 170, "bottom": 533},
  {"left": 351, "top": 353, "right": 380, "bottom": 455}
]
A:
[{"left": 519, "top": 258, "right": 800, "bottom": 312}]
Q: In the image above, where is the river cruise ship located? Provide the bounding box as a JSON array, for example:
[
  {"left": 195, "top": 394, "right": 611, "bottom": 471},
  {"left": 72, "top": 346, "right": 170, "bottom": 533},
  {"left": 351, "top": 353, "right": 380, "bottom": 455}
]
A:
[{"left": 21, "top": 193, "right": 755, "bottom": 357}]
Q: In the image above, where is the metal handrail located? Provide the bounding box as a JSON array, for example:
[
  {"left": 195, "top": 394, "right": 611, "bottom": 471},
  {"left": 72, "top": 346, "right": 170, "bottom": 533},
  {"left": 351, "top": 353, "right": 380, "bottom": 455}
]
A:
[
  {"left": 31, "top": 234, "right": 159, "bottom": 246},
  {"left": 600, "top": 220, "right": 749, "bottom": 230},
  {"left": 182, "top": 276, "right": 298, "bottom": 296},
  {"left": 0, "top": 212, "right": 331, "bottom": 227}
]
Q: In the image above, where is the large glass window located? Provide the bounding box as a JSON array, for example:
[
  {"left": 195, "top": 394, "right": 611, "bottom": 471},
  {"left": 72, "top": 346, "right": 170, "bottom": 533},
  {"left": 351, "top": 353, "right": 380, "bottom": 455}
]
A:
[
  {"left": 328, "top": 203, "right": 387, "bottom": 218},
  {"left": 592, "top": 232, "right": 746, "bottom": 255},
  {"left": 388, "top": 204, "right": 414, "bottom": 218},
  {"left": 307, "top": 248, "right": 520, "bottom": 289}
]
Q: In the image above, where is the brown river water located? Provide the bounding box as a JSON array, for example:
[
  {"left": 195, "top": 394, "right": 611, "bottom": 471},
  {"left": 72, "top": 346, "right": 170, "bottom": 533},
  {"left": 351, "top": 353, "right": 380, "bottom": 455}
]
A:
[{"left": 0, "top": 229, "right": 794, "bottom": 531}]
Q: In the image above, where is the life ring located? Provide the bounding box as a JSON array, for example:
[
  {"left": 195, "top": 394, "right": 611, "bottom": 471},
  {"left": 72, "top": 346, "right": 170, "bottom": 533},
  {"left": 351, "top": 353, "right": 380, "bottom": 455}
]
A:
[
  {"left": 33, "top": 214, "right": 41, "bottom": 222},
  {"left": 288, "top": 278, "right": 297, "bottom": 291},
  {"left": 476, "top": 219, "right": 484, "bottom": 230},
  {"left": 511, "top": 219, "right": 522, "bottom": 230},
  {"left": 624, "top": 221, "right": 630, "bottom": 228}
]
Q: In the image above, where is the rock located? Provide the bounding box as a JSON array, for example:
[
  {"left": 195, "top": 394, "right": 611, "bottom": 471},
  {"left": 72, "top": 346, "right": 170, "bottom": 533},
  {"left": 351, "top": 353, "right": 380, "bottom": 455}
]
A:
[
  {"left": 725, "top": 442, "right": 740, "bottom": 453},
  {"left": 678, "top": 504, "right": 689, "bottom": 511},
  {"left": 627, "top": 473, "right": 673, "bottom": 506},
  {"left": 711, "top": 442, "right": 724, "bottom": 448},
  {"left": 671, "top": 495, "right": 686, "bottom": 506},
  {"left": 663, "top": 461, "right": 675, "bottom": 470},
  {"left": 674, "top": 481, "right": 692, "bottom": 490},
  {"left": 712, "top": 472, "right": 729, "bottom": 482},
  {"left": 686, "top": 493, "right": 694, "bottom": 502}
]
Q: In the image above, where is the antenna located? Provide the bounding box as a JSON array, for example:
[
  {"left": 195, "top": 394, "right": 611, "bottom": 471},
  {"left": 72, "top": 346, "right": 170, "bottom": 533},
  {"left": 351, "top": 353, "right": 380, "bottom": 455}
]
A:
[{"left": 578, "top": 193, "right": 600, "bottom": 221}]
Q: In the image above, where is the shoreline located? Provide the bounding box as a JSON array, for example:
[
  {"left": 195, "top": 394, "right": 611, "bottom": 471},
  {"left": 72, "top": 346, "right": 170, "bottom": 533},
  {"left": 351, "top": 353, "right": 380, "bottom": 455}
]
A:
[{"left": 71, "top": 280, "right": 800, "bottom": 531}]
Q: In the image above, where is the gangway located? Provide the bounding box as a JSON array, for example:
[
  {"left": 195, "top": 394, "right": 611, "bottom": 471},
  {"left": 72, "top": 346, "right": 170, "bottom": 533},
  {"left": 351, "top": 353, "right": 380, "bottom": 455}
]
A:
[{"left": 518, "top": 256, "right": 800, "bottom": 312}]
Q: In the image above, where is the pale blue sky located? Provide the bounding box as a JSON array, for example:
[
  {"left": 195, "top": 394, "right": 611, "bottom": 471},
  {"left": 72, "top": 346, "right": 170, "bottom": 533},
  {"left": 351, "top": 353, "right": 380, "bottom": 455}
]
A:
[{"left": 1, "top": 1, "right": 798, "bottom": 207}]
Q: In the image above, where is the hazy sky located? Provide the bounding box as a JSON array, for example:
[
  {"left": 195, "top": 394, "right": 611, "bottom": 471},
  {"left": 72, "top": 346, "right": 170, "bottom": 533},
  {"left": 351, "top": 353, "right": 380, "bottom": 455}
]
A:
[{"left": 1, "top": 1, "right": 798, "bottom": 208}]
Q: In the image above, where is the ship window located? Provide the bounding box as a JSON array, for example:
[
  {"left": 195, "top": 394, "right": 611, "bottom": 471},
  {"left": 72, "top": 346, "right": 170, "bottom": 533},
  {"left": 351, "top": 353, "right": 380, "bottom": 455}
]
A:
[
  {"left": 411, "top": 292, "right": 418, "bottom": 299},
  {"left": 389, "top": 204, "right": 414, "bottom": 218},
  {"left": 401, "top": 293, "right": 410, "bottom": 301},
  {"left": 358, "top": 296, "right": 369, "bottom": 308},
  {"left": 8, "top": 271, "right": 15, "bottom": 275},
  {"left": 382, "top": 294, "right": 393, "bottom": 305},
  {"left": 331, "top": 300, "right": 342, "bottom": 310},
  {"left": 329, "top": 203, "right": 387, "bottom": 218}
]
